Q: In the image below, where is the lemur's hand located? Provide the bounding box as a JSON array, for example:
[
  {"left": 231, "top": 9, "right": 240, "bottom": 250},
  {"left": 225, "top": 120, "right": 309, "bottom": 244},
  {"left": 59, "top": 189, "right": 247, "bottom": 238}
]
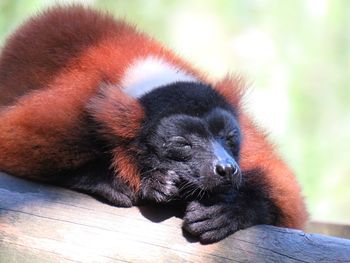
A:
[
  {"left": 183, "top": 189, "right": 276, "bottom": 244},
  {"left": 140, "top": 171, "right": 180, "bottom": 203}
]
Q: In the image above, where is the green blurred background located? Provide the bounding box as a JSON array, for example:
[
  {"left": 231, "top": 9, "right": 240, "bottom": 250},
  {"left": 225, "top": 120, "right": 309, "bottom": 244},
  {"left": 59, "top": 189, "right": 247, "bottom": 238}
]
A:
[{"left": 0, "top": 0, "right": 349, "bottom": 224}]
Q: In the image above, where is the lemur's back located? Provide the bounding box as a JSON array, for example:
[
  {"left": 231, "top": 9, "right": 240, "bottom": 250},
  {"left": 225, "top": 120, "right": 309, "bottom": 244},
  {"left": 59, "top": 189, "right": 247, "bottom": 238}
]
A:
[
  {"left": 0, "top": 6, "right": 141, "bottom": 106},
  {"left": 0, "top": 6, "right": 195, "bottom": 179},
  {"left": 0, "top": 7, "right": 125, "bottom": 177}
]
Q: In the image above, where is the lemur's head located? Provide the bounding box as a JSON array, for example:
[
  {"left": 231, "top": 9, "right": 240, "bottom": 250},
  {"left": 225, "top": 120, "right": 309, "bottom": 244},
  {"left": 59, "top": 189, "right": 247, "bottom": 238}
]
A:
[
  {"left": 137, "top": 82, "right": 242, "bottom": 198},
  {"left": 89, "top": 76, "right": 244, "bottom": 199}
]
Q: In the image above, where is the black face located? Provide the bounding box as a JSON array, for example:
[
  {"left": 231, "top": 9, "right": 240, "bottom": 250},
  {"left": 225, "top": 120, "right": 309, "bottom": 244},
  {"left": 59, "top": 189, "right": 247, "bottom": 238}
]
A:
[{"left": 138, "top": 107, "right": 242, "bottom": 199}]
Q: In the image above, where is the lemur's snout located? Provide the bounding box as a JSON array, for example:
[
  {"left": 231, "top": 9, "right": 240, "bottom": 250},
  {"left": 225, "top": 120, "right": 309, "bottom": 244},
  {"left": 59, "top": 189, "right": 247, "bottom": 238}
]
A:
[{"left": 212, "top": 141, "right": 241, "bottom": 184}]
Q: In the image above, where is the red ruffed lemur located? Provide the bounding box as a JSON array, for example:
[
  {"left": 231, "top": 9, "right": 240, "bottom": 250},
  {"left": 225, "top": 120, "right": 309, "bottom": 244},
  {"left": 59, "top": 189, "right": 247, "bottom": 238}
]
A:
[{"left": 0, "top": 6, "right": 307, "bottom": 243}]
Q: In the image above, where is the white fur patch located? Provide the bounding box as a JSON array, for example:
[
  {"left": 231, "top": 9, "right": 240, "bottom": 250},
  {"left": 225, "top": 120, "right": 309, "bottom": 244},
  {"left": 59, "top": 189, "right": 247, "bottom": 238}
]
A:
[{"left": 121, "top": 56, "right": 198, "bottom": 98}]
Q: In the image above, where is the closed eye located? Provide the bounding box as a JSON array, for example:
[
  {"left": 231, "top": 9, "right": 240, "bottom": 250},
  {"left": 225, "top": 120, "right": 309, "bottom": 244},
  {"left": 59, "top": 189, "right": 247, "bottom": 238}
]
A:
[
  {"left": 167, "top": 136, "right": 192, "bottom": 149},
  {"left": 163, "top": 136, "right": 192, "bottom": 161}
]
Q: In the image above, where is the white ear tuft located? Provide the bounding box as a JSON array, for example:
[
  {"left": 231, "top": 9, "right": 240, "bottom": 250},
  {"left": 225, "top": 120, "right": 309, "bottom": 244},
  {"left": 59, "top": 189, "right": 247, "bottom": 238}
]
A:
[{"left": 121, "top": 56, "right": 198, "bottom": 98}]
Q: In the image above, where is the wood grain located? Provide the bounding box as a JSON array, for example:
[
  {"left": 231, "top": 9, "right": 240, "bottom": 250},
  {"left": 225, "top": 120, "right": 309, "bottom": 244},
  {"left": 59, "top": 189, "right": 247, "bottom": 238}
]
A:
[{"left": 1, "top": 172, "right": 349, "bottom": 263}]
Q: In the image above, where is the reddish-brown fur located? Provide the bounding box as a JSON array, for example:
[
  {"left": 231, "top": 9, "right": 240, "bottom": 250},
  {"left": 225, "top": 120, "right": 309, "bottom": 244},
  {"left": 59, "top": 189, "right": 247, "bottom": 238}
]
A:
[
  {"left": 0, "top": 6, "right": 307, "bottom": 227},
  {"left": 112, "top": 145, "right": 141, "bottom": 190},
  {"left": 87, "top": 84, "right": 145, "bottom": 140}
]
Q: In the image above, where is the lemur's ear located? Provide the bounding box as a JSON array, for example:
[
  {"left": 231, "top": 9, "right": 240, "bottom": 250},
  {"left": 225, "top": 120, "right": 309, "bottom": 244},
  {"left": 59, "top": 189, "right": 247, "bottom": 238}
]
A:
[
  {"left": 213, "top": 75, "right": 246, "bottom": 113},
  {"left": 87, "top": 83, "right": 145, "bottom": 191},
  {"left": 87, "top": 83, "right": 145, "bottom": 140}
]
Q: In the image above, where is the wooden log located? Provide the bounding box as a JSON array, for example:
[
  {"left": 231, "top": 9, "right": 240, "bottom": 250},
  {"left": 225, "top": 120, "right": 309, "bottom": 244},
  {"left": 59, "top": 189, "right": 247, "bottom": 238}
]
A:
[{"left": 1, "top": 172, "right": 350, "bottom": 263}]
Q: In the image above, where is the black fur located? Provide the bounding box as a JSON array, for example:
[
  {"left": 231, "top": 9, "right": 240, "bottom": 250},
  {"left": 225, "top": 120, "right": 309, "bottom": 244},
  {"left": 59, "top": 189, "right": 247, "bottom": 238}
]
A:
[
  {"left": 134, "top": 82, "right": 280, "bottom": 244},
  {"left": 139, "top": 81, "right": 238, "bottom": 122},
  {"left": 58, "top": 81, "right": 277, "bottom": 243},
  {"left": 56, "top": 157, "right": 136, "bottom": 207},
  {"left": 136, "top": 82, "right": 242, "bottom": 203}
]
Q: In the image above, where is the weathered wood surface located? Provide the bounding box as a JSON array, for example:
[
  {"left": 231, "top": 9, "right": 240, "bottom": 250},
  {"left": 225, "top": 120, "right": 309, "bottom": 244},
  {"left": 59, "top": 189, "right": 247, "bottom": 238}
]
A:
[{"left": 1, "top": 172, "right": 350, "bottom": 263}]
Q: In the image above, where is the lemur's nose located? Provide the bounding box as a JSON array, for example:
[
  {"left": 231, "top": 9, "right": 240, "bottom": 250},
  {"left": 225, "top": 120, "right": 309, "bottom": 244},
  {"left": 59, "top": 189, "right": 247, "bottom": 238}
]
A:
[
  {"left": 215, "top": 161, "right": 240, "bottom": 178},
  {"left": 212, "top": 140, "right": 241, "bottom": 182}
]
